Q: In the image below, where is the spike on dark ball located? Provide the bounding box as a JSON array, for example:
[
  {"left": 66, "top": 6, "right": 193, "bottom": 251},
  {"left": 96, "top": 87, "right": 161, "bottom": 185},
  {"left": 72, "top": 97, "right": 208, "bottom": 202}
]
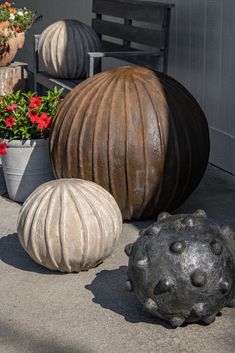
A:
[
  {"left": 125, "top": 211, "right": 235, "bottom": 327},
  {"left": 183, "top": 216, "right": 194, "bottom": 227},
  {"left": 125, "top": 280, "right": 133, "bottom": 292},
  {"left": 193, "top": 209, "right": 207, "bottom": 218},
  {"left": 219, "top": 279, "right": 230, "bottom": 294},
  {"left": 124, "top": 243, "right": 133, "bottom": 257},
  {"left": 192, "top": 303, "right": 206, "bottom": 316},
  {"left": 210, "top": 241, "right": 222, "bottom": 255},
  {"left": 170, "top": 317, "right": 185, "bottom": 328},
  {"left": 154, "top": 279, "right": 173, "bottom": 295},
  {"left": 191, "top": 270, "right": 207, "bottom": 287},
  {"left": 136, "top": 258, "right": 148, "bottom": 270},
  {"left": 170, "top": 241, "right": 186, "bottom": 254},
  {"left": 158, "top": 212, "right": 170, "bottom": 222}
]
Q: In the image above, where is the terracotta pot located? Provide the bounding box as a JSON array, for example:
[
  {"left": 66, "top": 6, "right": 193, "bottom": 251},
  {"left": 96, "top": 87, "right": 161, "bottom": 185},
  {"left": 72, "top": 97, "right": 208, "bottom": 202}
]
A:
[
  {"left": 0, "top": 37, "right": 18, "bottom": 67},
  {"left": 16, "top": 32, "right": 25, "bottom": 49}
]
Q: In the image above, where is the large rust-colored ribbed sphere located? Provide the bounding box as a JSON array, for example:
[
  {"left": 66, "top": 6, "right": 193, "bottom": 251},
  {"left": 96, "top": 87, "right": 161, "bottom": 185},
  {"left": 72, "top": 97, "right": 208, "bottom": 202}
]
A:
[
  {"left": 50, "top": 67, "right": 210, "bottom": 220},
  {"left": 17, "top": 179, "right": 122, "bottom": 273},
  {"left": 38, "top": 20, "right": 101, "bottom": 79}
]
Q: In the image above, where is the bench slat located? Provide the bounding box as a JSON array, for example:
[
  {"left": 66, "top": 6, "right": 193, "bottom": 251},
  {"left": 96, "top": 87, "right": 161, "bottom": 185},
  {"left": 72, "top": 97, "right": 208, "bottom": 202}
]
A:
[
  {"left": 93, "top": 19, "right": 164, "bottom": 48},
  {"left": 101, "top": 39, "right": 162, "bottom": 53},
  {"left": 93, "top": 0, "right": 173, "bottom": 24},
  {"left": 101, "top": 40, "right": 163, "bottom": 70},
  {"left": 36, "top": 72, "right": 83, "bottom": 95}
]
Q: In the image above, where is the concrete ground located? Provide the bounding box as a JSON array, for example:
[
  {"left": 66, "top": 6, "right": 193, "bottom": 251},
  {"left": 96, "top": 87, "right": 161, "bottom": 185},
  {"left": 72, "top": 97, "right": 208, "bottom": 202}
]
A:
[{"left": 0, "top": 164, "right": 235, "bottom": 353}]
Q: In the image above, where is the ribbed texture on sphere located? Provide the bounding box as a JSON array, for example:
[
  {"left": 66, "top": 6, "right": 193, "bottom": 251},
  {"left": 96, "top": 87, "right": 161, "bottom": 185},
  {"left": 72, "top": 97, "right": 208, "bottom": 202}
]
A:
[
  {"left": 50, "top": 66, "right": 210, "bottom": 220},
  {"left": 17, "top": 179, "right": 122, "bottom": 272},
  {"left": 38, "top": 20, "right": 101, "bottom": 79}
]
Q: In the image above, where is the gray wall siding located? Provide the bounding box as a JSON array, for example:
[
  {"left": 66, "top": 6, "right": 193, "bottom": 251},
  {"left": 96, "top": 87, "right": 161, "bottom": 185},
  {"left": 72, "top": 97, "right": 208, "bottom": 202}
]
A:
[
  {"left": 166, "top": 0, "right": 235, "bottom": 174},
  {"left": 15, "top": 0, "right": 235, "bottom": 174}
]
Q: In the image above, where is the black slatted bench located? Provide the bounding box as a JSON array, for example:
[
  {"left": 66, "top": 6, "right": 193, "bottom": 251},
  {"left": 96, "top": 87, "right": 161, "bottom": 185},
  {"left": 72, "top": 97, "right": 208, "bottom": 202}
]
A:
[{"left": 34, "top": 0, "right": 174, "bottom": 96}]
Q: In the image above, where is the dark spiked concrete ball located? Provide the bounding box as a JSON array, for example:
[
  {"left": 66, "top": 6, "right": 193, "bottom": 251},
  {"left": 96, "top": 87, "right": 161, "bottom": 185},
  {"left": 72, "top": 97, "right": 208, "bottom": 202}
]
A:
[{"left": 125, "top": 210, "right": 235, "bottom": 327}]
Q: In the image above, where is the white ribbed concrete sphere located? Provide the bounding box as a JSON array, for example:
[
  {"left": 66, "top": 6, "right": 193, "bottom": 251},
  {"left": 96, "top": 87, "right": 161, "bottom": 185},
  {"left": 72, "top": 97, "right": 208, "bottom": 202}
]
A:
[
  {"left": 17, "top": 179, "right": 122, "bottom": 272},
  {"left": 38, "top": 19, "right": 101, "bottom": 79}
]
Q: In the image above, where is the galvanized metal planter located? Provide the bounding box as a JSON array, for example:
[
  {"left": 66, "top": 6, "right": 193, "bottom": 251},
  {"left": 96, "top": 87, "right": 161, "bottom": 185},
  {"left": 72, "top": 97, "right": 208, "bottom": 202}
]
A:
[
  {"left": 50, "top": 66, "right": 210, "bottom": 220},
  {"left": 125, "top": 210, "right": 235, "bottom": 327},
  {"left": 1, "top": 139, "right": 53, "bottom": 202}
]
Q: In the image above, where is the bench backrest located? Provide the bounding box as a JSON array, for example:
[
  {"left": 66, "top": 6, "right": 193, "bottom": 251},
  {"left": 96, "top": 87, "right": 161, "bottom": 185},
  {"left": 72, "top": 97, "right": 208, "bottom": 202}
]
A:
[{"left": 92, "top": 0, "right": 174, "bottom": 72}]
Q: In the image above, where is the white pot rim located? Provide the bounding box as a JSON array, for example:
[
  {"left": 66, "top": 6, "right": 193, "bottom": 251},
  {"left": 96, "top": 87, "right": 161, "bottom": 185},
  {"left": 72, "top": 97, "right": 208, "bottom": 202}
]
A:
[{"left": 0, "top": 138, "right": 48, "bottom": 148}]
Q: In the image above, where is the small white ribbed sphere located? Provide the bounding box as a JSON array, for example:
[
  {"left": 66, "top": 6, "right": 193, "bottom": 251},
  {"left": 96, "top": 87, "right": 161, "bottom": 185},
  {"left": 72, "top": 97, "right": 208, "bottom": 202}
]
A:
[
  {"left": 17, "top": 179, "right": 122, "bottom": 272},
  {"left": 38, "top": 19, "right": 101, "bottom": 79}
]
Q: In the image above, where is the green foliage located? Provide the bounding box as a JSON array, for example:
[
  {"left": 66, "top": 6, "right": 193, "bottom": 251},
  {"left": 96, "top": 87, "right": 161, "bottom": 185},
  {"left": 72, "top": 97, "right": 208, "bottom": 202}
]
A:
[
  {"left": 0, "top": 2, "right": 41, "bottom": 39},
  {"left": 0, "top": 88, "right": 63, "bottom": 141},
  {"left": 11, "top": 8, "right": 41, "bottom": 32}
]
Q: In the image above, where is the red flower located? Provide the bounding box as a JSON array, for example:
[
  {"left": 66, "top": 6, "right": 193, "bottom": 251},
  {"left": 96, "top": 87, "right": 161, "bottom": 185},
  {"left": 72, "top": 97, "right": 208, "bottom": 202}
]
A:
[
  {"left": 29, "top": 96, "right": 42, "bottom": 108},
  {"left": 5, "top": 116, "right": 16, "bottom": 128},
  {"left": 3, "top": 2, "right": 11, "bottom": 9},
  {"left": 14, "top": 26, "right": 21, "bottom": 33},
  {"left": 0, "top": 142, "right": 7, "bottom": 155},
  {"left": 5, "top": 104, "right": 18, "bottom": 112},
  {"left": 28, "top": 110, "right": 40, "bottom": 124},
  {"left": 37, "top": 112, "right": 52, "bottom": 130}
]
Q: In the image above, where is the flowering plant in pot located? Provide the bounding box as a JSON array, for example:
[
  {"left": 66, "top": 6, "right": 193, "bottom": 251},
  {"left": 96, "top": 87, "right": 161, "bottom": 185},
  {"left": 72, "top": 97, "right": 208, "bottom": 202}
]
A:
[
  {"left": 0, "top": 87, "right": 63, "bottom": 202},
  {"left": 0, "top": 20, "right": 16, "bottom": 66},
  {"left": 0, "top": 2, "right": 41, "bottom": 65}
]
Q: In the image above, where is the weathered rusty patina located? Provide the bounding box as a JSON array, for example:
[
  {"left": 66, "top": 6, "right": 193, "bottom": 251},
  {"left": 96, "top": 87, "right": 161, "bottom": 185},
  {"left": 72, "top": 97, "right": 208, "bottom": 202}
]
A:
[{"left": 49, "top": 66, "right": 210, "bottom": 220}]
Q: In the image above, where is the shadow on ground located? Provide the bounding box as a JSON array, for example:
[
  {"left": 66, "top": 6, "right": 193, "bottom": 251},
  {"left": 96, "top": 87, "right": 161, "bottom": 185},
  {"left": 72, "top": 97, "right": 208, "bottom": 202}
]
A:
[
  {"left": 0, "top": 233, "right": 62, "bottom": 275},
  {"left": 86, "top": 266, "right": 226, "bottom": 330},
  {"left": 0, "top": 318, "right": 92, "bottom": 353},
  {"left": 86, "top": 266, "right": 173, "bottom": 329}
]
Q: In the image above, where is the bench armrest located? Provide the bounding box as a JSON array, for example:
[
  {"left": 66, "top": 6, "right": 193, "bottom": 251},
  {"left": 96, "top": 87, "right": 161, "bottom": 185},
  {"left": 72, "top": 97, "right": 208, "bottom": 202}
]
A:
[{"left": 87, "top": 50, "right": 162, "bottom": 77}]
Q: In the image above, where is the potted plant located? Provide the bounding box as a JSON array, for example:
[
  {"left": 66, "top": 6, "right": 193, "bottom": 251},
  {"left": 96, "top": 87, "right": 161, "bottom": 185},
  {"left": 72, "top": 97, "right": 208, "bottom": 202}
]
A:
[
  {"left": 0, "top": 20, "right": 16, "bottom": 66},
  {"left": 0, "top": 87, "right": 63, "bottom": 202},
  {"left": 0, "top": 2, "right": 41, "bottom": 65}
]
